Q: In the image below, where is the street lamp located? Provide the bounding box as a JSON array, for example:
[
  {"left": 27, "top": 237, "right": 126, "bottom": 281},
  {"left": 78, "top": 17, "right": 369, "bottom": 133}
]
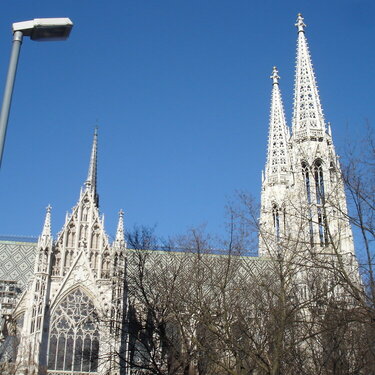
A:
[{"left": 0, "top": 18, "right": 73, "bottom": 168}]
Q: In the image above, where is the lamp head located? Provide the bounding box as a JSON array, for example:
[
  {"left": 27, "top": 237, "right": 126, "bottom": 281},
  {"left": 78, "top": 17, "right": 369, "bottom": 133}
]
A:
[{"left": 12, "top": 18, "right": 73, "bottom": 41}]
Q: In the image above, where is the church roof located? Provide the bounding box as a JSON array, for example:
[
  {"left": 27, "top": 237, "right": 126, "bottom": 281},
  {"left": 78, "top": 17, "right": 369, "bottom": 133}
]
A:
[{"left": 0, "top": 239, "right": 37, "bottom": 289}]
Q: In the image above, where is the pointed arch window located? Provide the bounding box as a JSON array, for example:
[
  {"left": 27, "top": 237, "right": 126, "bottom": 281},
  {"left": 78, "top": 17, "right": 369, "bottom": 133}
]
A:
[
  {"left": 283, "top": 207, "right": 287, "bottom": 234},
  {"left": 314, "top": 160, "right": 328, "bottom": 245},
  {"left": 81, "top": 225, "right": 88, "bottom": 242},
  {"left": 64, "top": 250, "right": 73, "bottom": 269},
  {"left": 52, "top": 249, "right": 61, "bottom": 276},
  {"left": 67, "top": 227, "right": 76, "bottom": 248},
  {"left": 314, "top": 160, "right": 325, "bottom": 204},
  {"left": 47, "top": 288, "right": 100, "bottom": 372},
  {"left": 272, "top": 204, "right": 280, "bottom": 241},
  {"left": 89, "top": 251, "right": 99, "bottom": 273},
  {"left": 82, "top": 205, "right": 89, "bottom": 221},
  {"left": 91, "top": 228, "right": 100, "bottom": 249},
  {"left": 101, "top": 251, "right": 111, "bottom": 279},
  {"left": 113, "top": 253, "right": 119, "bottom": 277},
  {"left": 302, "top": 162, "right": 314, "bottom": 245},
  {"left": 329, "top": 161, "right": 336, "bottom": 184},
  {"left": 302, "top": 162, "right": 312, "bottom": 204},
  {"left": 37, "top": 250, "right": 48, "bottom": 273}
]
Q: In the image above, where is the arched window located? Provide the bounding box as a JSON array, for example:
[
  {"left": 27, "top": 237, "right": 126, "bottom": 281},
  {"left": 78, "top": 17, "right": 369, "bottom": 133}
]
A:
[
  {"left": 52, "top": 250, "right": 61, "bottom": 276},
  {"left": 302, "top": 162, "right": 312, "bottom": 203},
  {"left": 89, "top": 251, "right": 98, "bottom": 271},
  {"left": 118, "top": 254, "right": 124, "bottom": 278},
  {"left": 82, "top": 205, "right": 89, "bottom": 221},
  {"left": 314, "top": 160, "right": 325, "bottom": 204},
  {"left": 113, "top": 253, "right": 118, "bottom": 277},
  {"left": 302, "top": 162, "right": 314, "bottom": 245},
  {"left": 329, "top": 161, "right": 336, "bottom": 183},
  {"left": 80, "top": 225, "right": 88, "bottom": 242},
  {"left": 272, "top": 204, "right": 280, "bottom": 240},
  {"left": 67, "top": 227, "right": 76, "bottom": 248},
  {"left": 47, "top": 288, "right": 100, "bottom": 372},
  {"left": 101, "top": 252, "right": 111, "bottom": 278},
  {"left": 314, "top": 160, "right": 328, "bottom": 245},
  {"left": 64, "top": 250, "right": 73, "bottom": 269},
  {"left": 91, "top": 228, "right": 100, "bottom": 249}
]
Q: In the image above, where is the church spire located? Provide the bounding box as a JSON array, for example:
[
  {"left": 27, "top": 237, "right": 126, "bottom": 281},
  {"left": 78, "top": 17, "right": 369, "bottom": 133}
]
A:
[
  {"left": 114, "top": 209, "right": 126, "bottom": 248},
  {"left": 85, "top": 128, "right": 99, "bottom": 206},
  {"left": 292, "top": 13, "right": 326, "bottom": 139},
  {"left": 39, "top": 205, "right": 52, "bottom": 248},
  {"left": 265, "top": 67, "right": 290, "bottom": 184}
]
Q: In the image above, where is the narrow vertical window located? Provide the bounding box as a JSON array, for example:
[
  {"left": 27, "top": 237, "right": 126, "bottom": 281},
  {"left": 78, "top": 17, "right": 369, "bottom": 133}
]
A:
[
  {"left": 82, "top": 203, "right": 89, "bottom": 221},
  {"left": 272, "top": 204, "right": 280, "bottom": 240},
  {"left": 329, "top": 161, "right": 336, "bottom": 183},
  {"left": 314, "top": 160, "right": 325, "bottom": 204},
  {"left": 101, "top": 252, "right": 111, "bottom": 278},
  {"left": 317, "top": 209, "right": 328, "bottom": 245},
  {"left": 302, "top": 162, "right": 312, "bottom": 203},
  {"left": 302, "top": 162, "right": 314, "bottom": 245},
  {"left": 52, "top": 250, "right": 61, "bottom": 276},
  {"left": 283, "top": 207, "right": 287, "bottom": 235},
  {"left": 314, "top": 160, "right": 328, "bottom": 245}
]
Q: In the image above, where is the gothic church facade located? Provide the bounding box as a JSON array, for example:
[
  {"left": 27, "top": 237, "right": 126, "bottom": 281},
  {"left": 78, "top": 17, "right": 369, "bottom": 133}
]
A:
[
  {"left": 0, "top": 13, "right": 357, "bottom": 375},
  {"left": 12, "top": 130, "right": 127, "bottom": 374}
]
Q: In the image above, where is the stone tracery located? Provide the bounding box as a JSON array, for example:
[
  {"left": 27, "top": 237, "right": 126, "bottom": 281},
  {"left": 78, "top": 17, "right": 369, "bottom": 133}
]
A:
[{"left": 47, "top": 288, "right": 100, "bottom": 373}]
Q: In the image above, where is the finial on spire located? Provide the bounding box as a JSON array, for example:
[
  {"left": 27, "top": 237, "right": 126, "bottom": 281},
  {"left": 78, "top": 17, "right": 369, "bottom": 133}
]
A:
[
  {"left": 114, "top": 209, "right": 126, "bottom": 247},
  {"left": 296, "top": 13, "right": 306, "bottom": 33},
  {"left": 270, "top": 66, "right": 280, "bottom": 85},
  {"left": 85, "top": 128, "right": 99, "bottom": 206}
]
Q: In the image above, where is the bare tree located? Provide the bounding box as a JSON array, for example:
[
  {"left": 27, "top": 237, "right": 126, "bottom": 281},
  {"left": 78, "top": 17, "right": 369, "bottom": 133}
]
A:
[{"left": 111, "top": 128, "right": 375, "bottom": 375}]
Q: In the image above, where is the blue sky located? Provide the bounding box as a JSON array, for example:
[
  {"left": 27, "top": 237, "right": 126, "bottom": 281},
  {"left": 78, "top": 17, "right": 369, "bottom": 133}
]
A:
[{"left": 0, "top": 0, "right": 374, "bottom": 242}]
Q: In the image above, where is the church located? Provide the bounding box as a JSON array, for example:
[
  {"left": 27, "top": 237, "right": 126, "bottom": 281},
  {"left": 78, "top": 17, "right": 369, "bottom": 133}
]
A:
[{"left": 0, "top": 14, "right": 359, "bottom": 375}]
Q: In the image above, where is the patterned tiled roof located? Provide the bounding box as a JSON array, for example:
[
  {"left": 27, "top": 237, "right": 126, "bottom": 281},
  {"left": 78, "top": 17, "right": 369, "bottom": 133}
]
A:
[{"left": 0, "top": 240, "right": 37, "bottom": 289}]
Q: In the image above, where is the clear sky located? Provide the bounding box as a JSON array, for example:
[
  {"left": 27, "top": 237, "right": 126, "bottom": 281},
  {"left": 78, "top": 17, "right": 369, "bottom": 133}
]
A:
[{"left": 0, "top": 0, "right": 374, "bottom": 242}]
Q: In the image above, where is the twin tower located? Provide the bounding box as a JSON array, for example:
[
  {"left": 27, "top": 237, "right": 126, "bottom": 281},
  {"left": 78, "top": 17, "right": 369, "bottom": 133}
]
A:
[
  {"left": 12, "top": 14, "right": 355, "bottom": 375},
  {"left": 259, "top": 14, "right": 354, "bottom": 260}
]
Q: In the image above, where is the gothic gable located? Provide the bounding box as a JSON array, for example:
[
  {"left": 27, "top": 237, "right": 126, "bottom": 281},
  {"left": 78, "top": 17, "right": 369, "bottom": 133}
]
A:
[{"left": 52, "top": 189, "right": 110, "bottom": 279}]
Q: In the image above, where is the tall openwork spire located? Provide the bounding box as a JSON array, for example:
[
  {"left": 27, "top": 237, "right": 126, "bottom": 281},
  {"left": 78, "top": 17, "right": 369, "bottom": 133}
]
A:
[
  {"left": 114, "top": 209, "right": 126, "bottom": 248},
  {"left": 85, "top": 128, "right": 99, "bottom": 206},
  {"left": 265, "top": 67, "right": 290, "bottom": 184},
  {"left": 39, "top": 204, "right": 52, "bottom": 247},
  {"left": 292, "top": 14, "right": 326, "bottom": 139}
]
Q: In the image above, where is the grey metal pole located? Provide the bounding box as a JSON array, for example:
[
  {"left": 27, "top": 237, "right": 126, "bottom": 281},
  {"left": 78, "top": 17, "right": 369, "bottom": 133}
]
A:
[{"left": 0, "top": 30, "right": 23, "bottom": 168}]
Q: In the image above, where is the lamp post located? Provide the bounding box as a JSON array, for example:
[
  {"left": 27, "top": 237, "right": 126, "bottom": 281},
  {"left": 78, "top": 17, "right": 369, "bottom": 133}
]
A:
[{"left": 0, "top": 18, "right": 73, "bottom": 168}]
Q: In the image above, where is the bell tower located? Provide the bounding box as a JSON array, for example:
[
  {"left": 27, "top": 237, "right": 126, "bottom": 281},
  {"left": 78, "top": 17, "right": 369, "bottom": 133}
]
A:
[
  {"left": 259, "top": 67, "right": 291, "bottom": 257},
  {"left": 260, "top": 14, "right": 355, "bottom": 261},
  {"left": 289, "top": 14, "right": 354, "bottom": 255}
]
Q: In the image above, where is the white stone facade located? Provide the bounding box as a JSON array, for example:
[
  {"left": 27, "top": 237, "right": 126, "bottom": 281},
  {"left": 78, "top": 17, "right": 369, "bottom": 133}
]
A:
[
  {"left": 13, "top": 130, "right": 127, "bottom": 375},
  {"left": 259, "top": 14, "right": 355, "bottom": 266}
]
